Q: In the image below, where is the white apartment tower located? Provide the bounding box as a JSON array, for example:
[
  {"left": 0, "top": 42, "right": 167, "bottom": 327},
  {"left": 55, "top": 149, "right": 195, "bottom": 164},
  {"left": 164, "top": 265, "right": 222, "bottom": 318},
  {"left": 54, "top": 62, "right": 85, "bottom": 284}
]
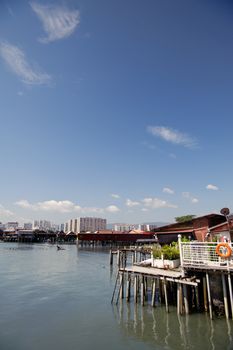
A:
[{"left": 65, "top": 217, "right": 107, "bottom": 233}]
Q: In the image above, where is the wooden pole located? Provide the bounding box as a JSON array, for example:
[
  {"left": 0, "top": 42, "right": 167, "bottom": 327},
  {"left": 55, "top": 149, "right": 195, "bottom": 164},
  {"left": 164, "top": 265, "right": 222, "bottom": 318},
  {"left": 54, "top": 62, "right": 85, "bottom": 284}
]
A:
[
  {"left": 227, "top": 273, "right": 233, "bottom": 319},
  {"left": 183, "top": 285, "right": 189, "bottom": 315},
  {"left": 222, "top": 273, "right": 229, "bottom": 319},
  {"left": 195, "top": 286, "right": 200, "bottom": 311},
  {"left": 151, "top": 279, "right": 156, "bottom": 307},
  {"left": 126, "top": 272, "right": 131, "bottom": 302},
  {"left": 134, "top": 275, "right": 138, "bottom": 303},
  {"left": 109, "top": 249, "right": 113, "bottom": 265},
  {"left": 120, "top": 272, "right": 124, "bottom": 299},
  {"left": 141, "top": 276, "right": 145, "bottom": 306},
  {"left": 206, "top": 272, "right": 213, "bottom": 319},
  {"left": 203, "top": 276, "right": 208, "bottom": 312},
  {"left": 117, "top": 250, "right": 120, "bottom": 267},
  {"left": 177, "top": 283, "right": 181, "bottom": 315},
  {"left": 163, "top": 278, "right": 169, "bottom": 313}
]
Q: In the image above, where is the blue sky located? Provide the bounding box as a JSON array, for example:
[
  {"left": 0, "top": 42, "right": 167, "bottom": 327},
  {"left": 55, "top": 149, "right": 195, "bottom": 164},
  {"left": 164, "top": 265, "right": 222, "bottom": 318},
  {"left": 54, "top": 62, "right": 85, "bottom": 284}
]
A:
[{"left": 0, "top": 0, "right": 233, "bottom": 225}]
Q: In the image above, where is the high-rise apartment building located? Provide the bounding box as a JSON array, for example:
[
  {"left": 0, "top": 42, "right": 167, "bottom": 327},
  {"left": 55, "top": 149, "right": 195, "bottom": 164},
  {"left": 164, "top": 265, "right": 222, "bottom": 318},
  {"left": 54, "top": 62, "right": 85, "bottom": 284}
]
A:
[{"left": 64, "top": 217, "right": 107, "bottom": 233}]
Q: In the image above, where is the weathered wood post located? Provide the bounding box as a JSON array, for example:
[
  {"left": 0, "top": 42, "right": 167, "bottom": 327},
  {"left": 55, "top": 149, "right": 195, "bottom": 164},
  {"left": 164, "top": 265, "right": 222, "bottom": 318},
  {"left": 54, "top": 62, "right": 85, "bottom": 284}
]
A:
[
  {"left": 222, "top": 273, "right": 229, "bottom": 319},
  {"left": 109, "top": 249, "right": 113, "bottom": 265},
  {"left": 134, "top": 275, "right": 138, "bottom": 303},
  {"left": 227, "top": 273, "right": 233, "bottom": 319},
  {"left": 183, "top": 285, "right": 189, "bottom": 315},
  {"left": 206, "top": 272, "right": 213, "bottom": 319},
  {"left": 151, "top": 279, "right": 156, "bottom": 307},
  {"left": 126, "top": 272, "right": 131, "bottom": 302},
  {"left": 120, "top": 272, "right": 124, "bottom": 299},
  {"left": 141, "top": 276, "right": 145, "bottom": 306},
  {"left": 164, "top": 278, "right": 169, "bottom": 313},
  {"left": 203, "top": 276, "right": 208, "bottom": 312},
  {"left": 117, "top": 249, "right": 120, "bottom": 267}
]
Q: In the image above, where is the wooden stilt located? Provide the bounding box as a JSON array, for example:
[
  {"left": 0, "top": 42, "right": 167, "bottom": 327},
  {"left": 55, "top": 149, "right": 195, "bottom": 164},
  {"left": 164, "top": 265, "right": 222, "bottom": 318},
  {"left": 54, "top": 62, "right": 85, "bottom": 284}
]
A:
[
  {"left": 126, "top": 272, "right": 131, "bottom": 302},
  {"left": 183, "top": 284, "right": 189, "bottom": 315},
  {"left": 141, "top": 276, "right": 144, "bottom": 306},
  {"left": 206, "top": 272, "right": 213, "bottom": 319},
  {"left": 120, "top": 272, "right": 124, "bottom": 299},
  {"left": 109, "top": 249, "right": 113, "bottom": 265},
  {"left": 134, "top": 275, "right": 138, "bottom": 303},
  {"left": 222, "top": 273, "right": 229, "bottom": 319},
  {"left": 195, "top": 286, "right": 200, "bottom": 311},
  {"left": 227, "top": 273, "right": 233, "bottom": 319},
  {"left": 151, "top": 279, "right": 156, "bottom": 307},
  {"left": 177, "top": 283, "right": 181, "bottom": 315},
  {"left": 203, "top": 276, "right": 208, "bottom": 312},
  {"left": 117, "top": 250, "right": 120, "bottom": 267},
  {"left": 164, "top": 278, "right": 169, "bottom": 313}
]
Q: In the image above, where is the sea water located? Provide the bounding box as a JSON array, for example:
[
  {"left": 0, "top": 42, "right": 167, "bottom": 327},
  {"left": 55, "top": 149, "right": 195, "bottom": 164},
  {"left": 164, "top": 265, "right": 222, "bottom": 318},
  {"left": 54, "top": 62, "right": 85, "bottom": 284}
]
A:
[{"left": 0, "top": 243, "right": 232, "bottom": 350}]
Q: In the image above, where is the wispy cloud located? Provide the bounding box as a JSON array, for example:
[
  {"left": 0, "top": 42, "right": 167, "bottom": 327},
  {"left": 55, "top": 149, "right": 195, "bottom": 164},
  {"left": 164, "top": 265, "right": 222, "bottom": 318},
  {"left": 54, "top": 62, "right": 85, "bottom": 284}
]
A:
[
  {"left": 111, "top": 194, "right": 120, "bottom": 199},
  {"left": 15, "top": 199, "right": 120, "bottom": 214},
  {"left": 105, "top": 205, "right": 120, "bottom": 213},
  {"left": 147, "top": 126, "right": 197, "bottom": 149},
  {"left": 206, "top": 184, "right": 219, "bottom": 191},
  {"left": 0, "top": 204, "right": 14, "bottom": 217},
  {"left": 0, "top": 41, "right": 51, "bottom": 85},
  {"left": 182, "top": 192, "right": 199, "bottom": 204},
  {"left": 125, "top": 199, "right": 140, "bottom": 207},
  {"left": 163, "top": 187, "right": 174, "bottom": 195},
  {"left": 142, "top": 197, "right": 177, "bottom": 209},
  {"left": 30, "top": 2, "right": 80, "bottom": 43}
]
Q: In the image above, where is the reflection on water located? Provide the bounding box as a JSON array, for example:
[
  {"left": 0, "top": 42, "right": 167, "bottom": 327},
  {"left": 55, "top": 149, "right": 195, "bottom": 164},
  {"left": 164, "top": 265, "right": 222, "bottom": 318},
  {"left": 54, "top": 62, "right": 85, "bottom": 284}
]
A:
[
  {"left": 113, "top": 298, "right": 233, "bottom": 350},
  {"left": 0, "top": 243, "right": 233, "bottom": 350}
]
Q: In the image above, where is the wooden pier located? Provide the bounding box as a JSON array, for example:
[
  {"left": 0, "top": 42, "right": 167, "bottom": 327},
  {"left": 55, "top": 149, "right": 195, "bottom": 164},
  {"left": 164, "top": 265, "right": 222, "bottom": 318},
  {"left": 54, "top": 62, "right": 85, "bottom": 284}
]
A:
[{"left": 111, "top": 238, "right": 233, "bottom": 320}]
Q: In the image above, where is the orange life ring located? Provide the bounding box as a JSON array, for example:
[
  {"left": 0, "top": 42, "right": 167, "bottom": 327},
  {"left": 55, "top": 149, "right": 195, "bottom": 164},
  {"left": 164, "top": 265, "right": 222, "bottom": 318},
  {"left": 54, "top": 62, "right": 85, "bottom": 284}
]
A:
[{"left": 216, "top": 243, "right": 232, "bottom": 258}]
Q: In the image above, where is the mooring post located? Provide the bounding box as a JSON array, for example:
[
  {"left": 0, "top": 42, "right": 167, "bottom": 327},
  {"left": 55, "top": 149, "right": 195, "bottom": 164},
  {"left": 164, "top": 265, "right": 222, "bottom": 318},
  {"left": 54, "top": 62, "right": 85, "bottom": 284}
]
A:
[
  {"left": 227, "top": 273, "right": 233, "bottom": 319},
  {"left": 222, "top": 273, "right": 229, "bottom": 319},
  {"left": 206, "top": 272, "right": 213, "bottom": 319}
]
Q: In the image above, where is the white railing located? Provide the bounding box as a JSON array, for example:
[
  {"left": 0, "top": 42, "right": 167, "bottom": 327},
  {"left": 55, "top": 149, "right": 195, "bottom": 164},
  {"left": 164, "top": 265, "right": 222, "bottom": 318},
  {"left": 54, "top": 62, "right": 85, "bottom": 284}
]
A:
[{"left": 179, "top": 240, "right": 233, "bottom": 269}]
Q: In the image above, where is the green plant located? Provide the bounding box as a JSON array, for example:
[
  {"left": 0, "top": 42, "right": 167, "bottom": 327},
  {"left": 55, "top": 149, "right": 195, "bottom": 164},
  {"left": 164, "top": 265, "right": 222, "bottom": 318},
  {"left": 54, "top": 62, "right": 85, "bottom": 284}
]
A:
[
  {"left": 152, "top": 245, "right": 162, "bottom": 259},
  {"left": 152, "top": 243, "right": 180, "bottom": 260}
]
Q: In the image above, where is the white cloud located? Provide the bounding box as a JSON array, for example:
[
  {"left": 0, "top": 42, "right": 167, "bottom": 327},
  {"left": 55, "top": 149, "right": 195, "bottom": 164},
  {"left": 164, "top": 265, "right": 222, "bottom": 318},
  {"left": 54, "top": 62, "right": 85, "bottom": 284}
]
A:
[
  {"left": 0, "top": 41, "right": 51, "bottom": 85},
  {"left": 30, "top": 2, "right": 80, "bottom": 43},
  {"left": 141, "top": 208, "right": 148, "bottom": 212},
  {"left": 142, "top": 197, "right": 177, "bottom": 209},
  {"left": 125, "top": 199, "right": 140, "bottom": 207},
  {"left": 15, "top": 199, "right": 119, "bottom": 214},
  {"left": 163, "top": 187, "right": 174, "bottom": 194},
  {"left": 147, "top": 126, "right": 197, "bottom": 149},
  {"left": 182, "top": 192, "right": 199, "bottom": 204},
  {"left": 206, "top": 184, "right": 219, "bottom": 191},
  {"left": 191, "top": 198, "right": 199, "bottom": 204},
  {"left": 111, "top": 194, "right": 120, "bottom": 199},
  {"left": 0, "top": 204, "right": 14, "bottom": 217},
  {"left": 105, "top": 205, "right": 120, "bottom": 213}
]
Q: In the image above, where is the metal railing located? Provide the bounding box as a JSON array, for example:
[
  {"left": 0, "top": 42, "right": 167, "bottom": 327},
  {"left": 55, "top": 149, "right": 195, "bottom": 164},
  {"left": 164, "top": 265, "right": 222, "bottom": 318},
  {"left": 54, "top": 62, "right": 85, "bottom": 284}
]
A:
[{"left": 179, "top": 240, "right": 233, "bottom": 269}]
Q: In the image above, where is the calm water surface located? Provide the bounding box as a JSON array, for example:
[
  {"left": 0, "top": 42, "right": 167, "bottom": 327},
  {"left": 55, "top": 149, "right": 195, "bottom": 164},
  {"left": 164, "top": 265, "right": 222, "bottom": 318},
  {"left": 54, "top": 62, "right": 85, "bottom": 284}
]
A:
[{"left": 0, "top": 243, "right": 232, "bottom": 350}]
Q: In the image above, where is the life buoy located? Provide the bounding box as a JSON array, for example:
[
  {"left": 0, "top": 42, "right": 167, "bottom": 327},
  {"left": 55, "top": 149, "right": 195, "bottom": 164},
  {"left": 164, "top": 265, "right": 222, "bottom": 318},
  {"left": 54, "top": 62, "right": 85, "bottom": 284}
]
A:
[{"left": 216, "top": 243, "right": 232, "bottom": 258}]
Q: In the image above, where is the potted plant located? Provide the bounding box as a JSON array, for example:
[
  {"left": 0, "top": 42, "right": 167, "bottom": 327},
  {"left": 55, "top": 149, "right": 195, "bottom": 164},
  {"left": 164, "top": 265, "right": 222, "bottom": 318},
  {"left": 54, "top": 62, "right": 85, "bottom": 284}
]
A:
[{"left": 151, "top": 243, "right": 180, "bottom": 269}]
